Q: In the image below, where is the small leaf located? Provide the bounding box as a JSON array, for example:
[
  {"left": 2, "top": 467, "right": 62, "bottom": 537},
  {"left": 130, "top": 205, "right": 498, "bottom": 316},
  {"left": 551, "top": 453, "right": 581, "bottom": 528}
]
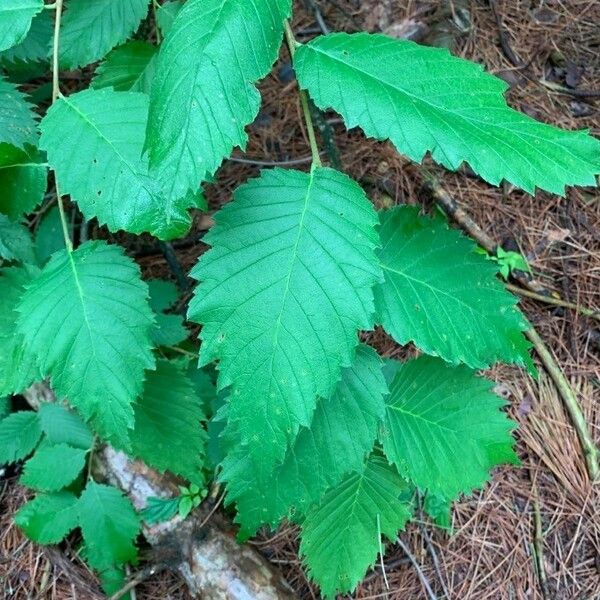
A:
[
  {"left": 374, "top": 206, "right": 533, "bottom": 370},
  {"left": 295, "top": 32, "right": 600, "bottom": 195},
  {"left": 92, "top": 41, "right": 157, "bottom": 93},
  {"left": 77, "top": 481, "right": 140, "bottom": 570},
  {"left": 146, "top": 0, "right": 291, "bottom": 200},
  {"left": 140, "top": 496, "right": 179, "bottom": 524},
  {"left": 38, "top": 403, "right": 93, "bottom": 450},
  {"left": 0, "top": 411, "right": 41, "bottom": 464},
  {"left": 40, "top": 88, "right": 202, "bottom": 239},
  {"left": 131, "top": 359, "right": 206, "bottom": 485},
  {"left": 151, "top": 313, "right": 188, "bottom": 347},
  {"left": 60, "top": 0, "right": 150, "bottom": 69},
  {"left": 0, "top": 0, "right": 44, "bottom": 52},
  {"left": 0, "top": 77, "right": 39, "bottom": 149},
  {"left": 300, "top": 454, "right": 412, "bottom": 598},
  {"left": 0, "top": 213, "right": 35, "bottom": 263},
  {"left": 15, "top": 491, "right": 79, "bottom": 544},
  {"left": 20, "top": 442, "right": 86, "bottom": 491},
  {"left": 148, "top": 279, "right": 178, "bottom": 312},
  {"left": 0, "top": 143, "right": 47, "bottom": 221},
  {"left": 189, "top": 167, "right": 381, "bottom": 467},
  {"left": 380, "top": 355, "right": 519, "bottom": 501},
  {"left": 17, "top": 241, "right": 155, "bottom": 448},
  {"left": 178, "top": 495, "right": 193, "bottom": 519}
]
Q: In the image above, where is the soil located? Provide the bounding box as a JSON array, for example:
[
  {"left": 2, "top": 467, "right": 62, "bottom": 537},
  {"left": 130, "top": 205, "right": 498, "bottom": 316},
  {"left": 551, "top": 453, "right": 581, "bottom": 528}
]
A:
[{"left": 1, "top": 1, "right": 599, "bottom": 599}]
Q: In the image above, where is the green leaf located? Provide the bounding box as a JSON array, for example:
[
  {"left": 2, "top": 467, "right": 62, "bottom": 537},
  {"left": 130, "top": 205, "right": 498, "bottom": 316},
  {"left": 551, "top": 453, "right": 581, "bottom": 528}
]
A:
[
  {"left": 17, "top": 240, "right": 155, "bottom": 448},
  {"left": 0, "top": 266, "right": 40, "bottom": 395},
  {"left": 0, "top": 397, "right": 9, "bottom": 419},
  {"left": 374, "top": 206, "right": 533, "bottom": 370},
  {"left": 146, "top": 0, "right": 291, "bottom": 200},
  {"left": 156, "top": 0, "right": 182, "bottom": 36},
  {"left": 20, "top": 442, "right": 86, "bottom": 491},
  {"left": 92, "top": 41, "right": 157, "bottom": 93},
  {"left": 0, "top": 77, "right": 39, "bottom": 149},
  {"left": 0, "top": 143, "right": 47, "bottom": 220},
  {"left": 295, "top": 32, "right": 600, "bottom": 195},
  {"left": 0, "top": 411, "right": 42, "bottom": 464},
  {"left": 40, "top": 88, "right": 201, "bottom": 239},
  {"left": 424, "top": 493, "right": 452, "bottom": 531},
  {"left": 300, "top": 454, "right": 412, "bottom": 598},
  {"left": 188, "top": 167, "right": 381, "bottom": 466},
  {"left": 38, "top": 403, "right": 93, "bottom": 450},
  {"left": 131, "top": 359, "right": 206, "bottom": 485},
  {"left": 0, "top": 11, "right": 52, "bottom": 65},
  {"left": 77, "top": 481, "right": 140, "bottom": 570},
  {"left": 0, "top": 0, "right": 44, "bottom": 52},
  {"left": 34, "top": 206, "right": 64, "bottom": 264},
  {"left": 15, "top": 491, "right": 79, "bottom": 544},
  {"left": 0, "top": 213, "right": 35, "bottom": 263},
  {"left": 148, "top": 279, "right": 187, "bottom": 346},
  {"left": 140, "top": 496, "right": 179, "bottom": 524},
  {"left": 98, "top": 565, "right": 129, "bottom": 598},
  {"left": 178, "top": 495, "right": 193, "bottom": 519},
  {"left": 59, "top": 0, "right": 150, "bottom": 69},
  {"left": 221, "top": 345, "right": 387, "bottom": 538},
  {"left": 380, "top": 355, "right": 518, "bottom": 501}
]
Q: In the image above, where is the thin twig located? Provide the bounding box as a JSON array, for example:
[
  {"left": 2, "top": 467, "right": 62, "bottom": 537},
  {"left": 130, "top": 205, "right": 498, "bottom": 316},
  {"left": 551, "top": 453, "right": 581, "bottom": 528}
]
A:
[
  {"left": 396, "top": 537, "right": 438, "bottom": 600},
  {"left": 158, "top": 241, "right": 189, "bottom": 291},
  {"left": 228, "top": 154, "right": 316, "bottom": 166},
  {"left": 505, "top": 283, "right": 600, "bottom": 322},
  {"left": 526, "top": 327, "right": 599, "bottom": 481},
  {"left": 108, "top": 565, "right": 163, "bottom": 600},
  {"left": 418, "top": 495, "right": 449, "bottom": 599},
  {"left": 531, "top": 481, "right": 549, "bottom": 600}
]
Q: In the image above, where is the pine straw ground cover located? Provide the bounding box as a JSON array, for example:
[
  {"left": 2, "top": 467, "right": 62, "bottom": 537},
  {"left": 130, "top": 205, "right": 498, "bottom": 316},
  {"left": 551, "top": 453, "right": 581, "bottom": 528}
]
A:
[{"left": 1, "top": 1, "right": 599, "bottom": 598}]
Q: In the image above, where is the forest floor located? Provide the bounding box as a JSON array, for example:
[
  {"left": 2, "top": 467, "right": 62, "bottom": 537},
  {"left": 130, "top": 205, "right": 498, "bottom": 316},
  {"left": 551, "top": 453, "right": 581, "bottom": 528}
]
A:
[{"left": 1, "top": 1, "right": 599, "bottom": 598}]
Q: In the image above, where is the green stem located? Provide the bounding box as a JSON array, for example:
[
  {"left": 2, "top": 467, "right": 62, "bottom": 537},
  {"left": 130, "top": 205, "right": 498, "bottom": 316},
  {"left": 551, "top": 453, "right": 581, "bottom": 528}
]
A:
[
  {"left": 284, "top": 20, "right": 322, "bottom": 168},
  {"left": 152, "top": 0, "right": 162, "bottom": 44},
  {"left": 50, "top": 0, "right": 73, "bottom": 253}
]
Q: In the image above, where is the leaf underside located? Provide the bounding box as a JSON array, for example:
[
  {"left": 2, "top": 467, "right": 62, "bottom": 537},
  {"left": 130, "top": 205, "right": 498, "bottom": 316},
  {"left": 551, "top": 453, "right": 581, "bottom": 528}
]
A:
[
  {"left": 188, "top": 167, "right": 381, "bottom": 467},
  {"left": 295, "top": 32, "right": 600, "bottom": 195}
]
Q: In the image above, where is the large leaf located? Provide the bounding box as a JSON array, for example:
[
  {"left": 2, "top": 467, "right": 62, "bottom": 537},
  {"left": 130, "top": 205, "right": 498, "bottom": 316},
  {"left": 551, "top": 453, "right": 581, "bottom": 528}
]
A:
[
  {"left": 300, "top": 454, "right": 412, "bottom": 598},
  {"left": 188, "top": 167, "right": 381, "bottom": 466},
  {"left": 374, "top": 206, "right": 532, "bottom": 370},
  {"left": 40, "top": 89, "right": 200, "bottom": 239},
  {"left": 380, "top": 355, "right": 518, "bottom": 501},
  {"left": 77, "top": 481, "right": 140, "bottom": 570},
  {"left": 0, "top": 143, "right": 47, "bottom": 220},
  {"left": 221, "top": 344, "right": 387, "bottom": 538},
  {"left": 0, "top": 410, "right": 41, "bottom": 464},
  {"left": 59, "top": 0, "right": 150, "bottom": 69},
  {"left": 20, "top": 442, "right": 87, "bottom": 491},
  {"left": 145, "top": 0, "right": 291, "bottom": 200},
  {"left": 0, "top": 77, "right": 38, "bottom": 149},
  {"left": 0, "top": 214, "right": 35, "bottom": 263},
  {"left": 0, "top": 10, "right": 52, "bottom": 65},
  {"left": 131, "top": 359, "right": 207, "bottom": 485},
  {"left": 17, "top": 241, "right": 155, "bottom": 448},
  {"left": 15, "top": 491, "right": 79, "bottom": 544},
  {"left": 0, "top": 266, "right": 40, "bottom": 395},
  {"left": 0, "top": 0, "right": 44, "bottom": 52},
  {"left": 92, "top": 41, "right": 157, "bottom": 93},
  {"left": 295, "top": 33, "right": 600, "bottom": 195}
]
